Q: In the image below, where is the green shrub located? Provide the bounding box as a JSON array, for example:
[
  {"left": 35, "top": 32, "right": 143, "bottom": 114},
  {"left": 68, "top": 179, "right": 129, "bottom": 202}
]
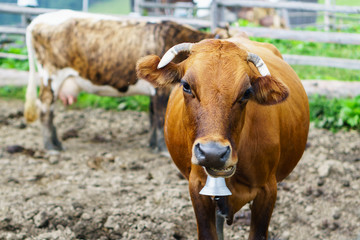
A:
[
  {"left": 309, "top": 95, "right": 360, "bottom": 131},
  {"left": 293, "top": 66, "right": 360, "bottom": 81},
  {"left": 0, "top": 46, "right": 29, "bottom": 71},
  {"left": 0, "top": 86, "right": 26, "bottom": 100},
  {"left": 0, "top": 58, "right": 29, "bottom": 71},
  {"left": 0, "top": 86, "right": 150, "bottom": 112},
  {"left": 71, "top": 93, "right": 150, "bottom": 112}
]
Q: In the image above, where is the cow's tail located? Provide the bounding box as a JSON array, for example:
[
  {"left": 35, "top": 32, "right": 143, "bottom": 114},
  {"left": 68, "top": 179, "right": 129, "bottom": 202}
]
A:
[{"left": 24, "top": 22, "right": 38, "bottom": 123}]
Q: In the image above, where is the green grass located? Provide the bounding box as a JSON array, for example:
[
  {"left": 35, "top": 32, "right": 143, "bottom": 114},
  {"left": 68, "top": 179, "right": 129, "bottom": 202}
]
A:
[
  {"left": 74, "top": 93, "right": 150, "bottom": 111},
  {"left": 0, "top": 58, "right": 28, "bottom": 71},
  {"left": 335, "top": 0, "right": 359, "bottom": 5},
  {"left": 291, "top": 65, "right": 360, "bottom": 81},
  {"left": 0, "top": 46, "right": 29, "bottom": 71},
  {"left": 318, "top": 0, "right": 359, "bottom": 6},
  {"left": 0, "top": 86, "right": 26, "bottom": 100},
  {"left": 309, "top": 95, "right": 360, "bottom": 131},
  {"left": 0, "top": 85, "right": 150, "bottom": 112},
  {"left": 89, "top": 0, "right": 131, "bottom": 15}
]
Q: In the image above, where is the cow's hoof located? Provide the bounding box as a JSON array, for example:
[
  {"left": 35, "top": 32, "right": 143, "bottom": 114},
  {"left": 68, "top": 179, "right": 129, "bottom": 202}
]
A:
[
  {"left": 44, "top": 141, "right": 63, "bottom": 152},
  {"left": 160, "top": 150, "right": 170, "bottom": 158},
  {"left": 156, "top": 140, "right": 168, "bottom": 153},
  {"left": 46, "top": 149, "right": 61, "bottom": 156}
]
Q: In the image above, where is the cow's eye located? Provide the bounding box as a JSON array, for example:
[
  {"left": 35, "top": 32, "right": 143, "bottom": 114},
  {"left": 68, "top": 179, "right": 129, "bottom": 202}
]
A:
[
  {"left": 181, "top": 80, "right": 192, "bottom": 94},
  {"left": 240, "top": 87, "right": 253, "bottom": 102},
  {"left": 243, "top": 88, "right": 253, "bottom": 99}
]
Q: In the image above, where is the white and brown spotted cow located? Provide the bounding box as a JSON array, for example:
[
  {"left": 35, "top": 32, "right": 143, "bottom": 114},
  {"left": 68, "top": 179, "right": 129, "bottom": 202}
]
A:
[{"left": 24, "top": 10, "right": 226, "bottom": 152}]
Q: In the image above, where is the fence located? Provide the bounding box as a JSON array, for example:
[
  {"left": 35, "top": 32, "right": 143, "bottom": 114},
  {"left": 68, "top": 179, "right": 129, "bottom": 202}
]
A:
[
  {"left": 0, "top": 2, "right": 209, "bottom": 59},
  {"left": 0, "top": 3, "right": 54, "bottom": 59},
  {"left": 1, "top": 1, "right": 360, "bottom": 71},
  {"left": 214, "top": 0, "right": 360, "bottom": 70},
  {"left": 136, "top": 0, "right": 360, "bottom": 71}
]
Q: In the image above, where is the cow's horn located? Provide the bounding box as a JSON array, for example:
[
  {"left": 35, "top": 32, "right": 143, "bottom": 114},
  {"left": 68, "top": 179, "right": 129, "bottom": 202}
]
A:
[
  {"left": 247, "top": 52, "right": 271, "bottom": 76},
  {"left": 157, "top": 43, "right": 194, "bottom": 69}
]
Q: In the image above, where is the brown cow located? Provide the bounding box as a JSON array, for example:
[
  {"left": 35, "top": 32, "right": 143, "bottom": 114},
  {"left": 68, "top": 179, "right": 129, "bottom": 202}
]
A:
[
  {"left": 24, "top": 10, "right": 229, "bottom": 152},
  {"left": 137, "top": 35, "right": 309, "bottom": 239}
]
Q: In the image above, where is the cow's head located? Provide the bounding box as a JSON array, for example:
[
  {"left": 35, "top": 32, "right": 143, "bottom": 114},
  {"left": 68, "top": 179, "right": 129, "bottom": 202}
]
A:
[{"left": 137, "top": 39, "right": 289, "bottom": 178}]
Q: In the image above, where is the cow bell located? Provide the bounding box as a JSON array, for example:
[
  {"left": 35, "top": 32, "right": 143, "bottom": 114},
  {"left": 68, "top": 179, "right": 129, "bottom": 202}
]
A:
[{"left": 199, "top": 175, "right": 232, "bottom": 196}]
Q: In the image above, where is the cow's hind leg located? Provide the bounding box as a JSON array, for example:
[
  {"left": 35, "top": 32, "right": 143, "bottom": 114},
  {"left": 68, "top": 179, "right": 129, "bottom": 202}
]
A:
[
  {"left": 39, "top": 81, "right": 63, "bottom": 151},
  {"left": 248, "top": 177, "right": 277, "bottom": 240}
]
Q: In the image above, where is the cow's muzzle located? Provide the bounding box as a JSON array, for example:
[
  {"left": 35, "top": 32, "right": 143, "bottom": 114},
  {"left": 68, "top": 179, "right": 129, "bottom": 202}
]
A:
[{"left": 193, "top": 141, "right": 235, "bottom": 177}]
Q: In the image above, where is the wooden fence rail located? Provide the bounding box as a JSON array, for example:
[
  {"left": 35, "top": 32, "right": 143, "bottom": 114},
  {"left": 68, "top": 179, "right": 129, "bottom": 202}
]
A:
[
  {"left": 282, "top": 55, "right": 360, "bottom": 70},
  {"left": 0, "top": 52, "right": 27, "bottom": 60},
  {"left": 233, "top": 26, "right": 360, "bottom": 45},
  {"left": 0, "top": 26, "right": 26, "bottom": 35},
  {"left": 137, "top": 2, "right": 196, "bottom": 10},
  {"left": 0, "top": 3, "right": 55, "bottom": 15}
]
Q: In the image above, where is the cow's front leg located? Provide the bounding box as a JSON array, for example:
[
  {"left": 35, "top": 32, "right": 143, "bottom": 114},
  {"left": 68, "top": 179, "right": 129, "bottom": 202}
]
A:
[
  {"left": 216, "top": 210, "right": 225, "bottom": 240},
  {"left": 149, "top": 87, "right": 170, "bottom": 153},
  {"left": 39, "top": 82, "right": 63, "bottom": 151},
  {"left": 189, "top": 170, "right": 218, "bottom": 240},
  {"left": 248, "top": 177, "right": 277, "bottom": 240}
]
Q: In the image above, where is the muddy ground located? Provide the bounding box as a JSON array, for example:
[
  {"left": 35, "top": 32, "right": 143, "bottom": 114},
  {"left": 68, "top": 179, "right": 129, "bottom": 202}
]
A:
[{"left": 0, "top": 98, "right": 359, "bottom": 240}]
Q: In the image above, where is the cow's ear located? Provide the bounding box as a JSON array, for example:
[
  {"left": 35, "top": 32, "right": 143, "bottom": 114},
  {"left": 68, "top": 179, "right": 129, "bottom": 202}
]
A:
[
  {"left": 251, "top": 75, "right": 289, "bottom": 105},
  {"left": 136, "top": 55, "right": 181, "bottom": 88}
]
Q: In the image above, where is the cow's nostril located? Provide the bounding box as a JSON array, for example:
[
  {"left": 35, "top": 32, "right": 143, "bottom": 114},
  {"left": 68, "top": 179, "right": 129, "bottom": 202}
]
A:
[
  {"left": 194, "top": 142, "right": 231, "bottom": 168},
  {"left": 194, "top": 143, "right": 205, "bottom": 161},
  {"left": 220, "top": 146, "right": 231, "bottom": 161}
]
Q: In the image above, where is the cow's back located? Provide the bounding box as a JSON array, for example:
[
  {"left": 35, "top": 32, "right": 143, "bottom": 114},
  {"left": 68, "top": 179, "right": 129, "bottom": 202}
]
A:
[{"left": 31, "top": 11, "right": 215, "bottom": 91}]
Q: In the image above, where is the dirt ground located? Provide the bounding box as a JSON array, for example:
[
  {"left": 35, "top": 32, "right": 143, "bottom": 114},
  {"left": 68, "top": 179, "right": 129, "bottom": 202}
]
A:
[{"left": 0, "top": 98, "right": 359, "bottom": 240}]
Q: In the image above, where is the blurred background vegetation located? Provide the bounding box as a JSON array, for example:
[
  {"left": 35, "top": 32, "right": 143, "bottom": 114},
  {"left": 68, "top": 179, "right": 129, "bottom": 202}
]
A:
[{"left": 0, "top": 0, "right": 359, "bottom": 131}]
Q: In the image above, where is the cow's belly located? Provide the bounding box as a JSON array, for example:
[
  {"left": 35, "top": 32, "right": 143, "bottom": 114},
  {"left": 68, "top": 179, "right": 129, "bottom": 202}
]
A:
[
  {"left": 72, "top": 76, "right": 156, "bottom": 97},
  {"left": 49, "top": 68, "right": 155, "bottom": 101}
]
